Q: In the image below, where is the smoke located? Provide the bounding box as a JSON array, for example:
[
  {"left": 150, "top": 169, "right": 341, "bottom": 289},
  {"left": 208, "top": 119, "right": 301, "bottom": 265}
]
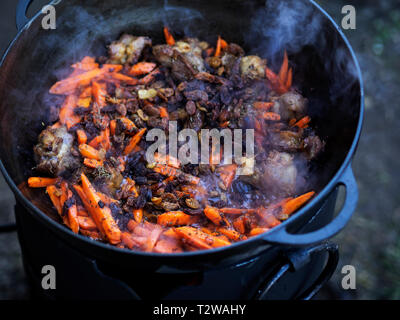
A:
[{"left": 247, "top": 0, "right": 323, "bottom": 59}]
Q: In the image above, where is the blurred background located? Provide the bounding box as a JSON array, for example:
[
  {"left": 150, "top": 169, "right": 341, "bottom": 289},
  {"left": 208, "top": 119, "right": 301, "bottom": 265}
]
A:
[{"left": 0, "top": 0, "right": 399, "bottom": 299}]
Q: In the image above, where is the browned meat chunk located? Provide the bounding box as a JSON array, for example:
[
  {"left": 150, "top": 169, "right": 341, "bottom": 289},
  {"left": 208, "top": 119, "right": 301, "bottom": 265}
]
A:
[
  {"left": 108, "top": 34, "right": 151, "bottom": 64},
  {"left": 240, "top": 55, "right": 266, "bottom": 80},
  {"left": 153, "top": 38, "right": 205, "bottom": 81},
  {"left": 34, "top": 126, "right": 79, "bottom": 175},
  {"left": 241, "top": 151, "right": 297, "bottom": 196},
  {"left": 262, "top": 151, "right": 297, "bottom": 196},
  {"left": 271, "top": 92, "right": 307, "bottom": 120},
  {"left": 303, "top": 135, "right": 325, "bottom": 160},
  {"left": 269, "top": 130, "right": 304, "bottom": 152}
]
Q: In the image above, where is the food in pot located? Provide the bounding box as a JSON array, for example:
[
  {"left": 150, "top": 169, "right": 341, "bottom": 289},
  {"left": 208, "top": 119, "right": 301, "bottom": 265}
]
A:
[{"left": 27, "top": 28, "right": 324, "bottom": 253}]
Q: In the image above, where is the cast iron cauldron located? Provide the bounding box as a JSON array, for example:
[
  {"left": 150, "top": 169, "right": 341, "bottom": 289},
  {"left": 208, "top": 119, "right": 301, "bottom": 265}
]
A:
[{"left": 0, "top": 0, "right": 363, "bottom": 299}]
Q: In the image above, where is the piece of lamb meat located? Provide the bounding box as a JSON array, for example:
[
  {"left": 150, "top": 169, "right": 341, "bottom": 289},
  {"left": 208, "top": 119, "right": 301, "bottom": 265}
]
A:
[
  {"left": 240, "top": 55, "right": 266, "bottom": 80},
  {"left": 241, "top": 151, "right": 298, "bottom": 196},
  {"left": 271, "top": 91, "right": 307, "bottom": 121},
  {"left": 108, "top": 34, "right": 152, "bottom": 64},
  {"left": 34, "top": 126, "right": 79, "bottom": 175}
]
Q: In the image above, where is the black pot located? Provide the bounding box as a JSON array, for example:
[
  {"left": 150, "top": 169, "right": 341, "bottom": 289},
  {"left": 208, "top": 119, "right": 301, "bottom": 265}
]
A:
[{"left": 0, "top": 0, "right": 363, "bottom": 299}]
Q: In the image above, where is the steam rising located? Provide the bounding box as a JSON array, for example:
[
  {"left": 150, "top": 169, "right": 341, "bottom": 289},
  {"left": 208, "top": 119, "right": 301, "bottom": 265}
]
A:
[{"left": 248, "top": 0, "right": 323, "bottom": 58}]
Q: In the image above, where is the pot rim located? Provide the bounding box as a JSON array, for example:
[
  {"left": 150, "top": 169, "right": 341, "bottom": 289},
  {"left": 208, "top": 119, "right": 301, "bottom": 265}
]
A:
[{"left": 0, "top": 0, "right": 364, "bottom": 259}]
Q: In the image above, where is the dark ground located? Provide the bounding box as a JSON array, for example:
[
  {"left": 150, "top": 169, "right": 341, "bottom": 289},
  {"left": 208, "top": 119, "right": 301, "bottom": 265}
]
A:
[{"left": 0, "top": 0, "right": 399, "bottom": 300}]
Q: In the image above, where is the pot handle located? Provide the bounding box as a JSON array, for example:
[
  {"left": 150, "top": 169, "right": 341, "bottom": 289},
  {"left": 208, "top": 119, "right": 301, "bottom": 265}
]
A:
[
  {"left": 264, "top": 166, "right": 358, "bottom": 246},
  {"left": 16, "top": 0, "right": 33, "bottom": 31},
  {"left": 254, "top": 242, "right": 339, "bottom": 300}
]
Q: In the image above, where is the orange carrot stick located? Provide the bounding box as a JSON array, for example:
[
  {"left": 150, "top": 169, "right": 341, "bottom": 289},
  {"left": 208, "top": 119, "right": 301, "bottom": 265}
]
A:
[
  {"left": 249, "top": 227, "right": 270, "bottom": 237},
  {"left": 129, "top": 62, "right": 157, "bottom": 76},
  {"left": 139, "top": 68, "right": 161, "bottom": 85},
  {"left": 159, "top": 107, "right": 169, "bottom": 119},
  {"left": 105, "top": 72, "right": 138, "bottom": 85},
  {"left": 204, "top": 206, "right": 223, "bottom": 226},
  {"left": 80, "top": 173, "right": 121, "bottom": 244},
  {"left": 76, "top": 129, "right": 87, "bottom": 145},
  {"left": 46, "top": 185, "right": 62, "bottom": 215},
  {"left": 163, "top": 26, "right": 175, "bottom": 46},
  {"left": 124, "top": 128, "right": 147, "bottom": 155},
  {"left": 83, "top": 158, "right": 104, "bottom": 168},
  {"left": 233, "top": 216, "right": 246, "bottom": 234},
  {"left": 154, "top": 153, "right": 181, "bottom": 168},
  {"left": 218, "top": 227, "right": 241, "bottom": 241},
  {"left": 132, "top": 209, "right": 143, "bottom": 223},
  {"left": 214, "top": 36, "right": 222, "bottom": 57},
  {"left": 262, "top": 112, "right": 281, "bottom": 121},
  {"left": 282, "top": 191, "right": 315, "bottom": 215},
  {"left": 71, "top": 56, "right": 99, "bottom": 71},
  {"left": 77, "top": 216, "right": 97, "bottom": 231},
  {"left": 157, "top": 211, "right": 192, "bottom": 227},
  {"left": 175, "top": 226, "right": 231, "bottom": 249},
  {"left": 278, "top": 51, "right": 289, "bottom": 85},
  {"left": 50, "top": 65, "right": 118, "bottom": 95},
  {"left": 293, "top": 116, "right": 311, "bottom": 129},
  {"left": 110, "top": 119, "right": 117, "bottom": 135},
  {"left": 254, "top": 101, "right": 274, "bottom": 110},
  {"left": 218, "top": 164, "right": 237, "bottom": 189},
  {"left": 78, "top": 144, "right": 103, "bottom": 160},
  {"left": 28, "top": 177, "right": 59, "bottom": 188},
  {"left": 59, "top": 94, "right": 80, "bottom": 129},
  {"left": 92, "top": 81, "right": 107, "bottom": 108},
  {"left": 219, "top": 208, "right": 257, "bottom": 215}
]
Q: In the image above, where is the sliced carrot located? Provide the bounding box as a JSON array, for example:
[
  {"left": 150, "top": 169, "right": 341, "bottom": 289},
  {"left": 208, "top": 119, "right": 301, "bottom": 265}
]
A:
[
  {"left": 157, "top": 211, "right": 192, "bottom": 227},
  {"left": 124, "top": 128, "right": 147, "bottom": 155},
  {"left": 76, "top": 129, "right": 87, "bottom": 145},
  {"left": 174, "top": 226, "right": 230, "bottom": 249},
  {"left": 50, "top": 65, "right": 118, "bottom": 95},
  {"left": 282, "top": 191, "right": 315, "bottom": 216},
  {"left": 78, "top": 144, "right": 103, "bottom": 160},
  {"left": 254, "top": 101, "right": 274, "bottom": 110},
  {"left": 92, "top": 81, "right": 107, "bottom": 108},
  {"left": 83, "top": 158, "right": 104, "bottom": 168},
  {"left": 286, "top": 67, "right": 293, "bottom": 89},
  {"left": 59, "top": 181, "right": 69, "bottom": 210},
  {"left": 204, "top": 206, "right": 223, "bottom": 226},
  {"left": 59, "top": 94, "right": 80, "bottom": 129},
  {"left": 139, "top": 68, "right": 160, "bottom": 85},
  {"left": 46, "top": 185, "right": 62, "bottom": 215},
  {"left": 77, "top": 216, "right": 97, "bottom": 231},
  {"left": 163, "top": 26, "right": 175, "bottom": 46},
  {"left": 105, "top": 72, "right": 138, "bottom": 85},
  {"left": 218, "top": 227, "right": 241, "bottom": 241},
  {"left": 80, "top": 173, "right": 121, "bottom": 244},
  {"left": 278, "top": 51, "right": 289, "bottom": 85},
  {"left": 154, "top": 153, "right": 181, "bottom": 169},
  {"left": 159, "top": 107, "right": 169, "bottom": 119},
  {"left": 218, "top": 164, "right": 237, "bottom": 189},
  {"left": 262, "top": 112, "right": 281, "bottom": 121},
  {"left": 233, "top": 216, "right": 246, "bottom": 234},
  {"left": 215, "top": 36, "right": 223, "bottom": 57},
  {"left": 249, "top": 227, "right": 270, "bottom": 237},
  {"left": 66, "top": 188, "right": 79, "bottom": 234},
  {"left": 28, "top": 177, "right": 59, "bottom": 188},
  {"left": 118, "top": 117, "right": 137, "bottom": 133},
  {"left": 129, "top": 62, "right": 157, "bottom": 76},
  {"left": 219, "top": 208, "right": 256, "bottom": 215},
  {"left": 88, "top": 135, "right": 103, "bottom": 149},
  {"left": 97, "top": 191, "right": 119, "bottom": 205},
  {"left": 110, "top": 119, "right": 117, "bottom": 135},
  {"left": 71, "top": 56, "right": 98, "bottom": 71},
  {"left": 132, "top": 209, "right": 143, "bottom": 223},
  {"left": 293, "top": 116, "right": 311, "bottom": 129}
]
